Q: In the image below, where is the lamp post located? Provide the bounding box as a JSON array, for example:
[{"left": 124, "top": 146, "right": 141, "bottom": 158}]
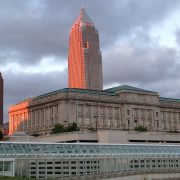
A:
[
  {"left": 94, "top": 115, "right": 98, "bottom": 132},
  {"left": 157, "top": 121, "right": 159, "bottom": 132}
]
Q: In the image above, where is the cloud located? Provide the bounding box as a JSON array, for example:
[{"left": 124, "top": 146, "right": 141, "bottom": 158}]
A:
[
  {"left": 1, "top": 0, "right": 180, "bottom": 123},
  {"left": 0, "top": 0, "right": 180, "bottom": 66},
  {"left": 3, "top": 70, "right": 67, "bottom": 122},
  {"left": 103, "top": 31, "right": 180, "bottom": 98},
  {"left": 176, "top": 29, "right": 180, "bottom": 45}
]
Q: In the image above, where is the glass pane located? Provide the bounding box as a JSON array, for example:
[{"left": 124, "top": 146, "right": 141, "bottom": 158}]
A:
[
  {"left": 4, "top": 162, "right": 10, "bottom": 171},
  {"left": 0, "top": 162, "right": 3, "bottom": 171}
]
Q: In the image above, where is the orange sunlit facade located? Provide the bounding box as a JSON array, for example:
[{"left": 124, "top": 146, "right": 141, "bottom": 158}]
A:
[
  {"left": 9, "top": 99, "right": 31, "bottom": 135},
  {"left": 68, "top": 8, "right": 103, "bottom": 90}
]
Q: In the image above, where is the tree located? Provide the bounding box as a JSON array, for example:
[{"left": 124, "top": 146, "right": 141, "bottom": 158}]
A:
[
  {"left": 0, "top": 130, "right": 3, "bottom": 140},
  {"left": 65, "top": 122, "right": 79, "bottom": 132},
  {"left": 134, "top": 125, "right": 147, "bottom": 132},
  {"left": 51, "top": 122, "right": 79, "bottom": 134},
  {"left": 51, "top": 124, "right": 65, "bottom": 134}
]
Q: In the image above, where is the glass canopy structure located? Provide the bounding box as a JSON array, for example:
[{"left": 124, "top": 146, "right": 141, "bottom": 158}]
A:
[{"left": 0, "top": 142, "right": 180, "bottom": 179}]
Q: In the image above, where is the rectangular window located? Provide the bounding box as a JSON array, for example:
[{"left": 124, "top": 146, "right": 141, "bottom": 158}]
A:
[
  {"left": 93, "top": 106, "right": 98, "bottom": 114},
  {"left": 50, "top": 107, "right": 53, "bottom": 115},
  {"left": 161, "top": 112, "right": 165, "bottom": 119},
  {"left": 78, "top": 105, "right": 83, "bottom": 114},
  {"left": 86, "top": 118, "right": 90, "bottom": 125},
  {"left": 100, "top": 107, "right": 105, "bottom": 115},
  {"left": 0, "top": 162, "right": 3, "bottom": 171},
  {"left": 147, "top": 110, "right": 152, "bottom": 118},
  {"left": 173, "top": 113, "right": 177, "bottom": 120},
  {"left": 86, "top": 106, "right": 91, "bottom": 114},
  {"left": 107, "top": 119, "right": 111, "bottom": 126},
  {"left": 107, "top": 107, "right": 112, "bottom": 115},
  {"left": 78, "top": 117, "right": 82, "bottom": 125},
  {"left": 4, "top": 162, "right": 11, "bottom": 171},
  {"left": 167, "top": 112, "right": 171, "bottom": 119},
  {"left": 114, "top": 120, "right": 118, "bottom": 127},
  {"left": 55, "top": 106, "right": 58, "bottom": 114},
  {"left": 114, "top": 108, "right": 119, "bottom": 116},
  {"left": 134, "top": 109, "right": 138, "bottom": 117},
  {"left": 156, "top": 112, "right": 158, "bottom": 117}
]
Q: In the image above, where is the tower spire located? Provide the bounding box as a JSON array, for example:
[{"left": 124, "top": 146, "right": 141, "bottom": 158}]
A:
[
  {"left": 76, "top": 8, "right": 94, "bottom": 25},
  {"left": 82, "top": 0, "right": 84, "bottom": 9}
]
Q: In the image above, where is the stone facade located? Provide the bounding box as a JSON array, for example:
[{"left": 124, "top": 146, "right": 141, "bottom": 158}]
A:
[{"left": 8, "top": 85, "right": 180, "bottom": 135}]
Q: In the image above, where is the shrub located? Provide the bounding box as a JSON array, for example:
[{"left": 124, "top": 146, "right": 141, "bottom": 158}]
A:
[
  {"left": 88, "top": 127, "right": 96, "bottom": 131},
  {"left": 31, "top": 133, "right": 40, "bottom": 137},
  {"left": 51, "top": 122, "right": 79, "bottom": 134},
  {"left": 51, "top": 124, "right": 65, "bottom": 134},
  {"left": 134, "top": 125, "right": 147, "bottom": 132},
  {"left": 0, "top": 130, "right": 3, "bottom": 140},
  {"left": 65, "top": 122, "right": 79, "bottom": 132}
]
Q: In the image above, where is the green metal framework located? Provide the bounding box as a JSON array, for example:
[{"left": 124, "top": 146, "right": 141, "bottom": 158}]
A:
[
  {"left": 1, "top": 142, "right": 180, "bottom": 179},
  {"left": 0, "top": 142, "right": 180, "bottom": 158}
]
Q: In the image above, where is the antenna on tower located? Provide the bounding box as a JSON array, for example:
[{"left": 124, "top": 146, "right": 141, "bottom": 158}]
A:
[{"left": 82, "top": 0, "right": 85, "bottom": 9}]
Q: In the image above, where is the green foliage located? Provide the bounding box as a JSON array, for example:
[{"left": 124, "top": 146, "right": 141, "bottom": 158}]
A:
[
  {"left": 51, "top": 122, "right": 79, "bottom": 134},
  {"left": 51, "top": 124, "right": 65, "bottom": 134},
  {"left": 65, "top": 122, "right": 79, "bottom": 132},
  {"left": 88, "top": 127, "right": 96, "bottom": 131},
  {"left": 31, "top": 133, "right": 40, "bottom": 137},
  {"left": 3, "top": 137, "right": 10, "bottom": 141},
  {"left": 134, "top": 125, "right": 147, "bottom": 132},
  {"left": 169, "top": 130, "right": 180, "bottom": 133},
  {"left": 0, "top": 130, "right": 3, "bottom": 140}
]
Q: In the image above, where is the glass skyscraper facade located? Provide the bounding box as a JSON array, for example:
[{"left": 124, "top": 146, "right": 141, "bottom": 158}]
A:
[{"left": 68, "top": 9, "right": 103, "bottom": 90}]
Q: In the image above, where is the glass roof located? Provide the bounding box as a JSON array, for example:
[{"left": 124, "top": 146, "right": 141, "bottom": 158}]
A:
[{"left": 0, "top": 142, "right": 180, "bottom": 158}]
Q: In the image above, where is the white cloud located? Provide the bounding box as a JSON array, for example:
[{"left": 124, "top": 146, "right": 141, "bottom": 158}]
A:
[{"left": 1, "top": 57, "right": 67, "bottom": 73}]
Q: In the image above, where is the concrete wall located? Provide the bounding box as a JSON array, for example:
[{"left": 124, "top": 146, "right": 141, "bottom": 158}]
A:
[
  {"left": 101, "top": 173, "right": 180, "bottom": 180},
  {"left": 97, "top": 130, "right": 180, "bottom": 144}
]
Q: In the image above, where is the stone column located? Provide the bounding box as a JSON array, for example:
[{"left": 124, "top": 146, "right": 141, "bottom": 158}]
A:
[
  {"left": 112, "top": 107, "right": 115, "bottom": 128},
  {"left": 120, "top": 106, "right": 125, "bottom": 129},
  {"left": 58, "top": 104, "right": 61, "bottom": 124},
  {"left": 30, "top": 111, "right": 32, "bottom": 131},
  {"left": 145, "top": 110, "right": 148, "bottom": 130},
  {"left": 118, "top": 108, "right": 121, "bottom": 128},
  {"left": 9, "top": 114, "right": 12, "bottom": 135}
]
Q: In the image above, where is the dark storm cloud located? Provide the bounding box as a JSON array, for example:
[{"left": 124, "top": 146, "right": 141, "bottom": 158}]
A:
[
  {"left": 0, "top": 0, "right": 180, "bottom": 65},
  {"left": 3, "top": 70, "right": 67, "bottom": 121},
  {"left": 103, "top": 30, "right": 180, "bottom": 99},
  {"left": 104, "top": 44, "right": 178, "bottom": 84},
  {"left": 1, "top": 0, "right": 180, "bottom": 123}
]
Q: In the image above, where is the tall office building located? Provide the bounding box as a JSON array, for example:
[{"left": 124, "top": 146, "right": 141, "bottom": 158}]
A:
[
  {"left": 0, "top": 73, "right": 3, "bottom": 126},
  {"left": 68, "top": 8, "right": 103, "bottom": 90}
]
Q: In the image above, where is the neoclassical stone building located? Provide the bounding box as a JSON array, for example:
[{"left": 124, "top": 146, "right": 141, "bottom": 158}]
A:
[{"left": 9, "top": 85, "right": 180, "bottom": 135}]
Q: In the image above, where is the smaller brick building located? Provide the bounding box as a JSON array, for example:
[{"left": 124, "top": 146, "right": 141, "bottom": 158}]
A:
[{"left": 0, "top": 73, "right": 3, "bottom": 126}]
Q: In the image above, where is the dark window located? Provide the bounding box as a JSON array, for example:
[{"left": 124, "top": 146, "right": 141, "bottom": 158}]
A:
[{"left": 156, "top": 112, "right": 158, "bottom": 117}]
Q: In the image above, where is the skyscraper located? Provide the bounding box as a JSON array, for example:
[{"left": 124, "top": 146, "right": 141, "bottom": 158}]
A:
[
  {"left": 0, "top": 73, "right": 3, "bottom": 126},
  {"left": 68, "top": 8, "right": 103, "bottom": 90}
]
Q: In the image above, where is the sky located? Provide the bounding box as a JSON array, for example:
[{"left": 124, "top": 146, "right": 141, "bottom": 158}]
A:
[{"left": 1, "top": 0, "right": 180, "bottom": 122}]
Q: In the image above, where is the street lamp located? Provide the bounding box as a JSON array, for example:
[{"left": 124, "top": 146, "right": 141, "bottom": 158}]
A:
[{"left": 94, "top": 115, "right": 98, "bottom": 132}]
